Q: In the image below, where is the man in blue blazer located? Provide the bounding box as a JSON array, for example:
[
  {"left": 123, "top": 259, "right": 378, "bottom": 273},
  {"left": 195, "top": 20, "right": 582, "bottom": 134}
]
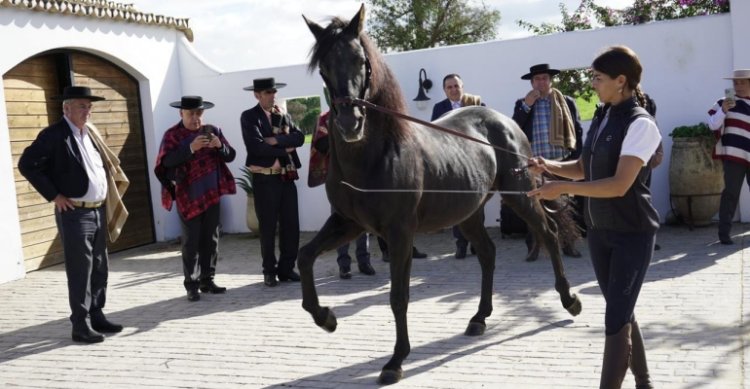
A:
[
  {"left": 241, "top": 78, "right": 305, "bottom": 287},
  {"left": 18, "top": 86, "right": 123, "bottom": 343},
  {"left": 431, "top": 74, "right": 485, "bottom": 259}
]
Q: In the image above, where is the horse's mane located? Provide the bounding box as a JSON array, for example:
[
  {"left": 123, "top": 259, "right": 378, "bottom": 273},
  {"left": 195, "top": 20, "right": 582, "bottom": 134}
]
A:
[{"left": 308, "top": 17, "right": 410, "bottom": 141}]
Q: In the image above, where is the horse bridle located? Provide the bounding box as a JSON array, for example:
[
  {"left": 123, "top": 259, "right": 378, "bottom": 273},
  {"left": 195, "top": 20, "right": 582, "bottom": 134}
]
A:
[{"left": 322, "top": 40, "right": 372, "bottom": 115}]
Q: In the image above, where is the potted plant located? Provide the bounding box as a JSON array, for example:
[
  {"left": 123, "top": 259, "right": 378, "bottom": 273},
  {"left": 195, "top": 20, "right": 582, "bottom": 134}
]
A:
[
  {"left": 668, "top": 123, "right": 723, "bottom": 227},
  {"left": 236, "top": 167, "right": 260, "bottom": 236}
]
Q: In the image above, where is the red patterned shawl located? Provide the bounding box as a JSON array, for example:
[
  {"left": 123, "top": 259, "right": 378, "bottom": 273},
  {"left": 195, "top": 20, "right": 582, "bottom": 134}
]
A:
[{"left": 154, "top": 122, "right": 236, "bottom": 220}]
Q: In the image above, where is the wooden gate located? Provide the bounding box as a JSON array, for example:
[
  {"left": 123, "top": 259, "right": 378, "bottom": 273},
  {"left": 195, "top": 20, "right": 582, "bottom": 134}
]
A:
[{"left": 5, "top": 51, "right": 154, "bottom": 271}]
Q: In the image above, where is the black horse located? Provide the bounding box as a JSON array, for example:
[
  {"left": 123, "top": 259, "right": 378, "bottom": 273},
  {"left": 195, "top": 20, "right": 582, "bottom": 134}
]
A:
[{"left": 298, "top": 5, "right": 581, "bottom": 385}]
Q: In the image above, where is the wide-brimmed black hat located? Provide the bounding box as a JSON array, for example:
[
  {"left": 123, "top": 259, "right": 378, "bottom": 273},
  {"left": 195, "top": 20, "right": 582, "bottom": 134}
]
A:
[
  {"left": 521, "top": 64, "right": 560, "bottom": 80},
  {"left": 53, "top": 86, "right": 105, "bottom": 101},
  {"left": 242, "top": 77, "right": 287, "bottom": 91},
  {"left": 169, "top": 95, "right": 215, "bottom": 110}
]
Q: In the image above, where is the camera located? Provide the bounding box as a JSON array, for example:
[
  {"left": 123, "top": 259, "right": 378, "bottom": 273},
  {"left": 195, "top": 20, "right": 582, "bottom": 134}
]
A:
[{"left": 200, "top": 125, "right": 214, "bottom": 140}]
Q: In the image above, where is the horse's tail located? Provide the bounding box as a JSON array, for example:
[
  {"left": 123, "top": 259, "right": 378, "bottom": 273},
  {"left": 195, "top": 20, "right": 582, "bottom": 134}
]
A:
[{"left": 543, "top": 197, "right": 583, "bottom": 247}]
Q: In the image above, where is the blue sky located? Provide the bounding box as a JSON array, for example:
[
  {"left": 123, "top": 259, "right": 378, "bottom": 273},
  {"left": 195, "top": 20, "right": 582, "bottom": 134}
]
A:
[{"left": 133, "top": 0, "right": 632, "bottom": 72}]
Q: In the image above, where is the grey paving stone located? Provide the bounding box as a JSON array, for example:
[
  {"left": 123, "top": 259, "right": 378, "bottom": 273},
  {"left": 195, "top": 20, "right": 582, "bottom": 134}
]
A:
[{"left": 0, "top": 225, "right": 747, "bottom": 388}]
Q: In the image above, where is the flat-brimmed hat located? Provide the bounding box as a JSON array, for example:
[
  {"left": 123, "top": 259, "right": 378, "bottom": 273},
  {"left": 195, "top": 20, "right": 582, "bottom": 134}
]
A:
[
  {"left": 53, "top": 86, "right": 105, "bottom": 101},
  {"left": 243, "top": 77, "right": 287, "bottom": 91},
  {"left": 169, "top": 95, "right": 214, "bottom": 110},
  {"left": 521, "top": 64, "right": 560, "bottom": 80},
  {"left": 724, "top": 69, "right": 750, "bottom": 80}
]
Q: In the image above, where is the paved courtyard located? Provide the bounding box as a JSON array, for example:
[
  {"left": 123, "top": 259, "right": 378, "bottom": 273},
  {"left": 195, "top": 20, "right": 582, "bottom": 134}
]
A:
[{"left": 0, "top": 224, "right": 748, "bottom": 388}]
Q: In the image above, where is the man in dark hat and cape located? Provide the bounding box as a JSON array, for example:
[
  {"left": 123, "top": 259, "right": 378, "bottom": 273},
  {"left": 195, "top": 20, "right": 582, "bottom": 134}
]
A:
[
  {"left": 241, "top": 78, "right": 304, "bottom": 287},
  {"left": 154, "top": 96, "right": 237, "bottom": 301},
  {"left": 18, "top": 86, "right": 127, "bottom": 343}
]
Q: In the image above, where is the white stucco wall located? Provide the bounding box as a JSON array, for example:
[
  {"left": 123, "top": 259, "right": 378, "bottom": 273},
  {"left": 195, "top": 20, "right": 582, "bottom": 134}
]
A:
[
  {"left": 177, "top": 12, "right": 740, "bottom": 236},
  {"left": 0, "top": 8, "right": 186, "bottom": 282},
  {"left": 1, "top": 6, "right": 747, "bottom": 282}
]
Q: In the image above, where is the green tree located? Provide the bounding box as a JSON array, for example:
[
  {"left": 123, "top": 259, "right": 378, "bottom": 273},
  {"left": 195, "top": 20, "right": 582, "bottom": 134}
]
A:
[
  {"left": 286, "top": 96, "right": 321, "bottom": 136},
  {"left": 515, "top": 0, "right": 730, "bottom": 102},
  {"left": 365, "top": 0, "right": 501, "bottom": 52}
]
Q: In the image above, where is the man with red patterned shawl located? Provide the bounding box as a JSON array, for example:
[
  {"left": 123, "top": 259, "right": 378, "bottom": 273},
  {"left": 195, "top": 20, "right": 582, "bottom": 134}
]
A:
[{"left": 155, "top": 96, "right": 237, "bottom": 301}]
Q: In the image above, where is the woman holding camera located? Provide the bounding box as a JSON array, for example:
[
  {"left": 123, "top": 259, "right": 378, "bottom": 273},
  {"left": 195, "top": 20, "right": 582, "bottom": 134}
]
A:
[{"left": 527, "top": 46, "right": 660, "bottom": 388}]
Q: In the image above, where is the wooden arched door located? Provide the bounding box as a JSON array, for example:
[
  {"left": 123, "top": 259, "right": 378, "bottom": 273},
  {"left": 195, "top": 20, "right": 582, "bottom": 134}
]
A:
[{"left": 5, "top": 51, "right": 154, "bottom": 271}]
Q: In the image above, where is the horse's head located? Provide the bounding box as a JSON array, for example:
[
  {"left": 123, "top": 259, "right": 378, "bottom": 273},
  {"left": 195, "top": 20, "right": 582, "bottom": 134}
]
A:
[{"left": 304, "top": 5, "right": 369, "bottom": 142}]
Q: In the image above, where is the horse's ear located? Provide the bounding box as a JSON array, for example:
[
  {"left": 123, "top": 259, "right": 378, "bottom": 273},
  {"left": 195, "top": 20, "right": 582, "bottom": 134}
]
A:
[
  {"left": 344, "top": 3, "right": 365, "bottom": 37},
  {"left": 303, "top": 14, "right": 325, "bottom": 40}
]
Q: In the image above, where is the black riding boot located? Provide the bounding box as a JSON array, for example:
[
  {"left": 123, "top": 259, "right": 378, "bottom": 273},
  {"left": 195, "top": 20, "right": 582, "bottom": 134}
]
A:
[
  {"left": 630, "top": 320, "right": 653, "bottom": 389},
  {"left": 600, "top": 323, "right": 632, "bottom": 389}
]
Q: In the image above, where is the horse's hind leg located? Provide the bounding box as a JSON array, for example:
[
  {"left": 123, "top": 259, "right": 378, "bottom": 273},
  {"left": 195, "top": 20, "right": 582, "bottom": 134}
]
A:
[
  {"left": 506, "top": 195, "right": 582, "bottom": 316},
  {"left": 456, "top": 208, "right": 496, "bottom": 336},
  {"left": 298, "top": 213, "right": 365, "bottom": 332}
]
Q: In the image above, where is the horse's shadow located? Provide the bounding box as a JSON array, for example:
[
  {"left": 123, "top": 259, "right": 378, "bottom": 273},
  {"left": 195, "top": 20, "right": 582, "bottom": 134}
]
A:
[{"left": 262, "top": 318, "right": 575, "bottom": 388}]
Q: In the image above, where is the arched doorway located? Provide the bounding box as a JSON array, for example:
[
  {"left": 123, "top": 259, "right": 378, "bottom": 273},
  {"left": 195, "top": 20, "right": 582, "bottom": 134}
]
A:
[{"left": 5, "top": 50, "right": 155, "bottom": 271}]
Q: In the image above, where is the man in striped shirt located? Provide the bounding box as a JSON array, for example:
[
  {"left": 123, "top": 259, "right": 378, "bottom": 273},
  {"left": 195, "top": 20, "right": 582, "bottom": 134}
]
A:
[{"left": 707, "top": 69, "right": 750, "bottom": 245}]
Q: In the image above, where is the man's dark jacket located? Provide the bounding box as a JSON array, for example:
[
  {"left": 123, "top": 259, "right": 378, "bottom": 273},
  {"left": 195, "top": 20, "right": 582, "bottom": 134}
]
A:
[
  {"left": 431, "top": 98, "right": 486, "bottom": 121},
  {"left": 240, "top": 104, "right": 304, "bottom": 168},
  {"left": 512, "top": 95, "right": 584, "bottom": 160},
  {"left": 18, "top": 119, "right": 94, "bottom": 201}
]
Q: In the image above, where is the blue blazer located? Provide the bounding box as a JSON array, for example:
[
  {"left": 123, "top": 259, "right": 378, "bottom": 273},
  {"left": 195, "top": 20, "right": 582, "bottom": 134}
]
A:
[
  {"left": 431, "top": 98, "right": 487, "bottom": 121},
  {"left": 18, "top": 119, "right": 94, "bottom": 202},
  {"left": 431, "top": 99, "right": 454, "bottom": 121}
]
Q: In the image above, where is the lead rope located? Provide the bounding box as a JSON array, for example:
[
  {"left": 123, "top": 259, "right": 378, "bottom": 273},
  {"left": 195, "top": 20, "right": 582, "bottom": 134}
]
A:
[{"left": 334, "top": 96, "right": 531, "bottom": 160}]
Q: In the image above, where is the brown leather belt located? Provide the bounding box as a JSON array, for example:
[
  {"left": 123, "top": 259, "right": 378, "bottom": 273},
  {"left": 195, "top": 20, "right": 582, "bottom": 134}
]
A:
[{"left": 70, "top": 200, "right": 104, "bottom": 208}]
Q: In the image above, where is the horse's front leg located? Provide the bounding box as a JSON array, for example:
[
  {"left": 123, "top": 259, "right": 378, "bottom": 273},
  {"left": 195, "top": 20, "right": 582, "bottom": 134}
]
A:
[
  {"left": 378, "top": 228, "right": 415, "bottom": 385},
  {"left": 457, "top": 208, "right": 496, "bottom": 336},
  {"left": 298, "top": 214, "right": 365, "bottom": 332}
]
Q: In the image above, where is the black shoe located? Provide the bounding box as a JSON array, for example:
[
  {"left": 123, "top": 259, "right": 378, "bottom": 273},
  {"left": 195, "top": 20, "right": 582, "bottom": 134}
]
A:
[
  {"left": 358, "top": 262, "right": 376, "bottom": 276},
  {"left": 339, "top": 266, "right": 352, "bottom": 279},
  {"left": 381, "top": 252, "right": 390, "bottom": 262},
  {"left": 72, "top": 328, "right": 104, "bottom": 343},
  {"left": 412, "top": 247, "right": 427, "bottom": 259},
  {"left": 455, "top": 245, "right": 467, "bottom": 259},
  {"left": 719, "top": 236, "right": 734, "bottom": 245},
  {"left": 470, "top": 245, "right": 476, "bottom": 255},
  {"left": 264, "top": 274, "right": 279, "bottom": 287},
  {"left": 187, "top": 289, "right": 200, "bottom": 301},
  {"left": 562, "top": 244, "right": 582, "bottom": 258},
  {"left": 91, "top": 318, "right": 123, "bottom": 333},
  {"left": 278, "top": 270, "right": 300, "bottom": 282},
  {"left": 199, "top": 279, "right": 227, "bottom": 294},
  {"left": 654, "top": 243, "right": 661, "bottom": 251}
]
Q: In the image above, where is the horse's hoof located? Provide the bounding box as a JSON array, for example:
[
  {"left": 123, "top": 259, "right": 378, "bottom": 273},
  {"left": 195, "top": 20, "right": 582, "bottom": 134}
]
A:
[
  {"left": 564, "top": 294, "right": 582, "bottom": 316},
  {"left": 377, "top": 368, "right": 403, "bottom": 385},
  {"left": 315, "top": 307, "right": 338, "bottom": 332},
  {"left": 464, "top": 321, "right": 486, "bottom": 336}
]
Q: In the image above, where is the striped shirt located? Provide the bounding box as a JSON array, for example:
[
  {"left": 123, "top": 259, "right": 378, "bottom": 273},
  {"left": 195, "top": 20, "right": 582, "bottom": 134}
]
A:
[
  {"left": 526, "top": 97, "right": 568, "bottom": 160},
  {"left": 707, "top": 96, "right": 750, "bottom": 165}
]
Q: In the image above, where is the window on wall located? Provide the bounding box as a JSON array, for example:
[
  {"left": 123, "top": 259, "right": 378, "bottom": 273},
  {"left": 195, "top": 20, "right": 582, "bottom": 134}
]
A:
[
  {"left": 282, "top": 95, "right": 321, "bottom": 139},
  {"left": 555, "top": 68, "right": 599, "bottom": 121}
]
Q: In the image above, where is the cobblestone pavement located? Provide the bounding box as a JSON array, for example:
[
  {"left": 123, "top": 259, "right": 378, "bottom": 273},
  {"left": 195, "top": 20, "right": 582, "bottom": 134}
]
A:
[{"left": 0, "top": 225, "right": 747, "bottom": 389}]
